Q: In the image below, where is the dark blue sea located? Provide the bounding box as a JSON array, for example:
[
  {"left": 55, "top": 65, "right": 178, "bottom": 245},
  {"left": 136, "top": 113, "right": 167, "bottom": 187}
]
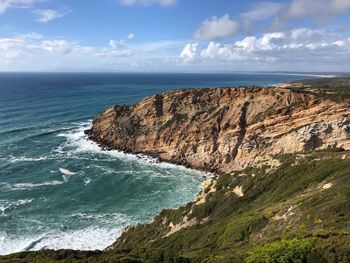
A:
[{"left": 0, "top": 72, "right": 319, "bottom": 254}]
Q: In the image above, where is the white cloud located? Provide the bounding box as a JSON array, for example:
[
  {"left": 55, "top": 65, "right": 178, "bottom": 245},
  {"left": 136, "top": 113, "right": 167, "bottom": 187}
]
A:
[
  {"left": 192, "top": 1, "right": 350, "bottom": 39},
  {"left": 284, "top": 0, "right": 350, "bottom": 18},
  {"left": 240, "top": 2, "right": 282, "bottom": 21},
  {"left": 0, "top": 34, "right": 135, "bottom": 63},
  {"left": 119, "top": 0, "right": 176, "bottom": 6},
  {"left": 33, "top": 8, "right": 70, "bottom": 23},
  {"left": 267, "top": 0, "right": 350, "bottom": 30},
  {"left": 201, "top": 42, "right": 234, "bottom": 60},
  {"left": 0, "top": 0, "right": 42, "bottom": 14},
  {"left": 179, "top": 43, "right": 197, "bottom": 62},
  {"left": 109, "top": 34, "right": 136, "bottom": 49},
  {"left": 0, "top": 33, "right": 185, "bottom": 70},
  {"left": 41, "top": 40, "right": 73, "bottom": 54},
  {"left": 109, "top": 39, "right": 124, "bottom": 49},
  {"left": 183, "top": 28, "right": 350, "bottom": 66},
  {"left": 193, "top": 14, "right": 239, "bottom": 40}
]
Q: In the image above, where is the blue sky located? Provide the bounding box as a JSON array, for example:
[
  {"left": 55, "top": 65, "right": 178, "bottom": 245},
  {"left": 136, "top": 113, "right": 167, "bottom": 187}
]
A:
[{"left": 0, "top": 0, "right": 349, "bottom": 72}]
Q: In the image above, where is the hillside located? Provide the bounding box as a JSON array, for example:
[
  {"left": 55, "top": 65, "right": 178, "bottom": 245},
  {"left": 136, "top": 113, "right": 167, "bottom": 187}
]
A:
[{"left": 1, "top": 78, "right": 349, "bottom": 263}]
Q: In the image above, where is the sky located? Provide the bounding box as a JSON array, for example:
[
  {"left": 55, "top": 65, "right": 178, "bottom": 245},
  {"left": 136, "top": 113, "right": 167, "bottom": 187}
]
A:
[{"left": 0, "top": 0, "right": 350, "bottom": 72}]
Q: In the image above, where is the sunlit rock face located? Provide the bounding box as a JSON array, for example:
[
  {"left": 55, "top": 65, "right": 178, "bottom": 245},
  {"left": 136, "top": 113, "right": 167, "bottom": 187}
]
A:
[{"left": 87, "top": 86, "right": 350, "bottom": 173}]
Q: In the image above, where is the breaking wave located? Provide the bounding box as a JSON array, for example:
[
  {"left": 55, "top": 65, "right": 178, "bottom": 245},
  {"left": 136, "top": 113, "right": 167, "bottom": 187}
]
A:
[
  {"left": 0, "top": 213, "right": 131, "bottom": 255},
  {"left": 56, "top": 122, "right": 213, "bottom": 178},
  {"left": 0, "top": 199, "right": 33, "bottom": 215}
]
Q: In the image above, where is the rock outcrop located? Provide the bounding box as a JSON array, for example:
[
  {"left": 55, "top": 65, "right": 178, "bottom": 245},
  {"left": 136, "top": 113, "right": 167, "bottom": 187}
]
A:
[{"left": 87, "top": 86, "right": 350, "bottom": 173}]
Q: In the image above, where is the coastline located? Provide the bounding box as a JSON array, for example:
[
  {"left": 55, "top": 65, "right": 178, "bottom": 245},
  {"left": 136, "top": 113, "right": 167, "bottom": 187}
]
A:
[{"left": 1, "top": 77, "right": 350, "bottom": 262}]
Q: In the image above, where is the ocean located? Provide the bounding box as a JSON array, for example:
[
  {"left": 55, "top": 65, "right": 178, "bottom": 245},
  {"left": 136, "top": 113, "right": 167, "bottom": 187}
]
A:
[{"left": 0, "top": 72, "right": 318, "bottom": 255}]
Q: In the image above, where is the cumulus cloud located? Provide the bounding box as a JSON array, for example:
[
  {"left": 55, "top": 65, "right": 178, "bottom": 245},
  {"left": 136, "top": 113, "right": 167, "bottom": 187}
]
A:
[
  {"left": 33, "top": 8, "right": 70, "bottom": 23},
  {"left": 109, "top": 39, "right": 124, "bottom": 49},
  {"left": 0, "top": 33, "right": 186, "bottom": 71},
  {"left": 179, "top": 43, "right": 197, "bottom": 62},
  {"left": 41, "top": 40, "right": 73, "bottom": 54},
  {"left": 193, "top": 14, "right": 239, "bottom": 40},
  {"left": 0, "top": 0, "right": 42, "bottom": 14},
  {"left": 109, "top": 34, "right": 135, "bottom": 50},
  {"left": 182, "top": 28, "right": 350, "bottom": 65},
  {"left": 119, "top": 0, "right": 176, "bottom": 6},
  {"left": 0, "top": 33, "right": 134, "bottom": 64}
]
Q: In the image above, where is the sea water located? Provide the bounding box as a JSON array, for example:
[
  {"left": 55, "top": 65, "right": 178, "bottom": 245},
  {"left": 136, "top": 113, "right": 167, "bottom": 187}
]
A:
[{"left": 0, "top": 72, "right": 318, "bottom": 255}]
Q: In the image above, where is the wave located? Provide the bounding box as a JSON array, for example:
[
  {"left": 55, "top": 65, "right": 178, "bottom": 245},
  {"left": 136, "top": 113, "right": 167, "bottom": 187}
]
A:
[
  {"left": 6, "top": 156, "right": 52, "bottom": 163},
  {"left": 83, "top": 177, "right": 91, "bottom": 185},
  {"left": 2, "top": 168, "right": 76, "bottom": 191},
  {"left": 9, "top": 181, "right": 65, "bottom": 191},
  {"left": 57, "top": 122, "right": 213, "bottom": 178},
  {"left": 59, "top": 168, "right": 76, "bottom": 182},
  {"left": 0, "top": 199, "right": 33, "bottom": 215},
  {"left": 0, "top": 126, "right": 33, "bottom": 135},
  {"left": 27, "top": 127, "right": 75, "bottom": 139},
  {"left": 0, "top": 227, "right": 120, "bottom": 255},
  {"left": 0, "top": 124, "right": 73, "bottom": 138},
  {"left": 0, "top": 213, "right": 131, "bottom": 255}
]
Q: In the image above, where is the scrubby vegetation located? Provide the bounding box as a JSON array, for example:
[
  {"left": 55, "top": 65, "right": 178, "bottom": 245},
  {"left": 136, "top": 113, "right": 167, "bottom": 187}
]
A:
[
  {"left": 289, "top": 77, "right": 350, "bottom": 102},
  {"left": 246, "top": 238, "right": 315, "bottom": 263}
]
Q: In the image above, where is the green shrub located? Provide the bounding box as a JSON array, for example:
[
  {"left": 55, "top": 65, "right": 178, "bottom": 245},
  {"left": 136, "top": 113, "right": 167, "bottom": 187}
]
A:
[{"left": 246, "top": 238, "right": 315, "bottom": 263}]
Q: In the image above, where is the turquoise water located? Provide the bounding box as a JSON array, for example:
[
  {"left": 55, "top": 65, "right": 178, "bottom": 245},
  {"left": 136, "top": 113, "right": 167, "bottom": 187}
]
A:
[{"left": 0, "top": 73, "right": 317, "bottom": 255}]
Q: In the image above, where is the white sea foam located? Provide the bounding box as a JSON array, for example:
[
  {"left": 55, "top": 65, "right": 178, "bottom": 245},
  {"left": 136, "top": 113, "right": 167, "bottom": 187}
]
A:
[
  {"left": 9, "top": 181, "right": 65, "bottom": 191},
  {"left": 0, "top": 227, "right": 120, "bottom": 255},
  {"left": 83, "top": 177, "right": 91, "bottom": 185},
  {"left": 7, "top": 156, "right": 52, "bottom": 163},
  {"left": 0, "top": 199, "right": 33, "bottom": 215},
  {"left": 57, "top": 122, "right": 213, "bottom": 178},
  {"left": 3, "top": 167, "right": 80, "bottom": 191},
  {"left": 0, "top": 213, "right": 131, "bottom": 255},
  {"left": 59, "top": 168, "right": 76, "bottom": 176},
  {"left": 59, "top": 168, "right": 76, "bottom": 182}
]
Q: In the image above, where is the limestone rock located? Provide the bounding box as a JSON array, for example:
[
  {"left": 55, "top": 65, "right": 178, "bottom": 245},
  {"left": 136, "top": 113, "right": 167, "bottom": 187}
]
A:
[{"left": 87, "top": 87, "right": 350, "bottom": 173}]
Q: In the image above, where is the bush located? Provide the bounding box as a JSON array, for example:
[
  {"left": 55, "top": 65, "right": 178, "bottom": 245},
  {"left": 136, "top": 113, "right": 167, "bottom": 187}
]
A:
[{"left": 246, "top": 238, "right": 315, "bottom": 263}]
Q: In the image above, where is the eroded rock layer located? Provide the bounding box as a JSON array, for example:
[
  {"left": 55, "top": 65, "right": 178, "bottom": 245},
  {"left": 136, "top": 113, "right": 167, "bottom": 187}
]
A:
[{"left": 87, "top": 87, "right": 350, "bottom": 173}]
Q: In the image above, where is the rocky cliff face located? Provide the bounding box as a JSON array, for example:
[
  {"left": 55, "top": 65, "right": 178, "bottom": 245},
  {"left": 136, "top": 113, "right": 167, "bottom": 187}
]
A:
[{"left": 87, "top": 86, "right": 350, "bottom": 173}]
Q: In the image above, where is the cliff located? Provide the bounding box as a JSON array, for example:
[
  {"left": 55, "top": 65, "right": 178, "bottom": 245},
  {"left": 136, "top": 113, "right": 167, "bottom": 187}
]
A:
[{"left": 87, "top": 86, "right": 350, "bottom": 173}]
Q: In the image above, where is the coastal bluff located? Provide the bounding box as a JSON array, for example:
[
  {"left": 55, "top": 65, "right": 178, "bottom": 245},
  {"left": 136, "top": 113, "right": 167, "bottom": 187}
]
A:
[{"left": 86, "top": 86, "right": 350, "bottom": 174}]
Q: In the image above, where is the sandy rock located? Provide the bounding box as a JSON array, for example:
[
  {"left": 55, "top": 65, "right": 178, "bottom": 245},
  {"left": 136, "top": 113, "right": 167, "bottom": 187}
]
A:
[{"left": 87, "top": 87, "right": 350, "bottom": 173}]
